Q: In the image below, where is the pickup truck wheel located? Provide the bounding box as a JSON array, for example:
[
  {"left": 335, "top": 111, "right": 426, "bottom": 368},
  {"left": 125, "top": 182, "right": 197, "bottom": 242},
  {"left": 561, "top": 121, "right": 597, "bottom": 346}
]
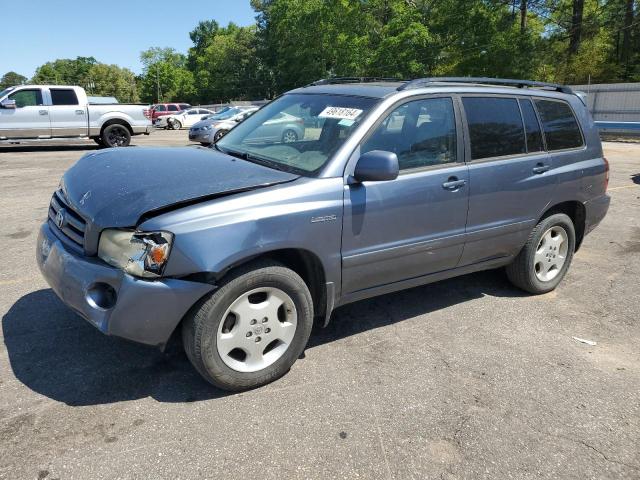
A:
[
  {"left": 506, "top": 213, "right": 575, "bottom": 294},
  {"left": 101, "top": 124, "right": 131, "bottom": 148},
  {"left": 182, "top": 261, "right": 313, "bottom": 391},
  {"left": 214, "top": 129, "right": 228, "bottom": 142}
]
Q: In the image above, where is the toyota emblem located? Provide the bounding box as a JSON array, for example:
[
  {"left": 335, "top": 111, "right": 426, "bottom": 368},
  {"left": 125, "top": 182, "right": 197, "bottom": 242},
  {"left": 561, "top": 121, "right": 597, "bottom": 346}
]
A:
[{"left": 55, "top": 209, "right": 66, "bottom": 229}]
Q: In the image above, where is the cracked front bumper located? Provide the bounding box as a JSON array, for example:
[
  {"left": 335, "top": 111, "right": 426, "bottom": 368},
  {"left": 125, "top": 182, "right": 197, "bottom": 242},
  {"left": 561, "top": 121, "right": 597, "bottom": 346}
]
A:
[{"left": 36, "top": 223, "right": 215, "bottom": 348}]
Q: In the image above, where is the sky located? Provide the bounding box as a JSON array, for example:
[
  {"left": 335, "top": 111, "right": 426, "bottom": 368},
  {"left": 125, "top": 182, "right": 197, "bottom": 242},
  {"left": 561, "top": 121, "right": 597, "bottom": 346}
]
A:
[{"left": 0, "top": 0, "right": 257, "bottom": 79}]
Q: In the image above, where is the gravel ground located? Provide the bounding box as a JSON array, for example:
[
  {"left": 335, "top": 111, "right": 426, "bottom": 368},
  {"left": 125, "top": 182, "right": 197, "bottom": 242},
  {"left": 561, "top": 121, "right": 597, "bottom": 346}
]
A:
[{"left": 1, "top": 131, "right": 639, "bottom": 479}]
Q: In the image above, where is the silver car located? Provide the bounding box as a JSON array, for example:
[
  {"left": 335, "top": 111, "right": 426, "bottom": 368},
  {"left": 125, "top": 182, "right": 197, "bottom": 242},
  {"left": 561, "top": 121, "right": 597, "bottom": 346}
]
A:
[
  {"left": 189, "top": 108, "right": 305, "bottom": 146},
  {"left": 188, "top": 107, "right": 258, "bottom": 145}
]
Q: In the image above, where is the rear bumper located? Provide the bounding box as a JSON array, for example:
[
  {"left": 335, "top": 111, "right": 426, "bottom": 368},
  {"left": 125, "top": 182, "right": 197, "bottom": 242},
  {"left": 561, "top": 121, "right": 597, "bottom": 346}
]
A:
[
  {"left": 36, "top": 223, "right": 215, "bottom": 348},
  {"left": 584, "top": 194, "right": 610, "bottom": 235},
  {"left": 132, "top": 125, "right": 152, "bottom": 135}
]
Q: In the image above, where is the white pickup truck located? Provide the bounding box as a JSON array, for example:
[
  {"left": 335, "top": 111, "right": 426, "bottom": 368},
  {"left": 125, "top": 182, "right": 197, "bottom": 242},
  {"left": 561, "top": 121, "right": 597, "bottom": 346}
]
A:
[{"left": 0, "top": 85, "right": 152, "bottom": 147}]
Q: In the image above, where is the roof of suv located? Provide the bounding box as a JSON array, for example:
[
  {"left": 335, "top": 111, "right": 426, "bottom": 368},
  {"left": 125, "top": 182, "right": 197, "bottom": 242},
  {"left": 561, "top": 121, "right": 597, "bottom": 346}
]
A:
[{"left": 289, "top": 77, "right": 577, "bottom": 100}]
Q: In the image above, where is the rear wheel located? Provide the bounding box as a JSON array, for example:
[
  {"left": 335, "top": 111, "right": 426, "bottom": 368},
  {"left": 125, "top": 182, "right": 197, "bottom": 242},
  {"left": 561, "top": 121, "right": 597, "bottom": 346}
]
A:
[
  {"left": 182, "top": 261, "right": 313, "bottom": 391},
  {"left": 101, "top": 124, "right": 131, "bottom": 148},
  {"left": 506, "top": 213, "right": 575, "bottom": 294}
]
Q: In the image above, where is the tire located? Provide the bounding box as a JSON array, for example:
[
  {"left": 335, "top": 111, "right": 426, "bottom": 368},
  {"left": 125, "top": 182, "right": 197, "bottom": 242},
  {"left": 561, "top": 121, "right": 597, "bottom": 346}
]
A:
[
  {"left": 169, "top": 119, "right": 182, "bottom": 130},
  {"left": 200, "top": 142, "right": 211, "bottom": 147},
  {"left": 506, "top": 213, "right": 576, "bottom": 294},
  {"left": 182, "top": 260, "right": 314, "bottom": 391},
  {"left": 101, "top": 124, "right": 131, "bottom": 148},
  {"left": 214, "top": 129, "right": 228, "bottom": 142},
  {"left": 282, "top": 129, "right": 298, "bottom": 143}
]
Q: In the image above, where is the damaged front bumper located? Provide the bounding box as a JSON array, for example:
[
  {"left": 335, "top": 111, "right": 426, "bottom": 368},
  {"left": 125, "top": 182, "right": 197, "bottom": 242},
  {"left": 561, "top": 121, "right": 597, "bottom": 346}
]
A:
[{"left": 36, "top": 222, "right": 215, "bottom": 348}]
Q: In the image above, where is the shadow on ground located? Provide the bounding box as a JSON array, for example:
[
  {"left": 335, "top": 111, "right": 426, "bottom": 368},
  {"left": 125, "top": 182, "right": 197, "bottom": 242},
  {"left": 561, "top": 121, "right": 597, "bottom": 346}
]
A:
[
  {"left": 3, "top": 269, "right": 523, "bottom": 406},
  {"left": 632, "top": 173, "right": 640, "bottom": 185},
  {"left": 0, "top": 144, "right": 100, "bottom": 153}
]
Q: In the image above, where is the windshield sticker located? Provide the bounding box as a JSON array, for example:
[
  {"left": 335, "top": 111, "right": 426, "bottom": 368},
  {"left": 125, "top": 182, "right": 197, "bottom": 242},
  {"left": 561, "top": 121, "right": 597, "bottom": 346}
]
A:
[
  {"left": 338, "top": 118, "right": 356, "bottom": 127},
  {"left": 318, "top": 107, "right": 363, "bottom": 120}
]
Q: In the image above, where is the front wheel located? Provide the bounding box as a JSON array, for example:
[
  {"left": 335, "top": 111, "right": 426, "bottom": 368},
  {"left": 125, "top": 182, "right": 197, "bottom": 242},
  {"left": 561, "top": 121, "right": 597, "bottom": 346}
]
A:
[
  {"left": 168, "top": 119, "right": 182, "bottom": 130},
  {"left": 182, "top": 261, "right": 314, "bottom": 391},
  {"left": 282, "top": 129, "right": 298, "bottom": 143},
  {"left": 101, "top": 124, "right": 131, "bottom": 148},
  {"left": 506, "top": 213, "right": 576, "bottom": 294},
  {"left": 214, "top": 129, "right": 228, "bottom": 142}
]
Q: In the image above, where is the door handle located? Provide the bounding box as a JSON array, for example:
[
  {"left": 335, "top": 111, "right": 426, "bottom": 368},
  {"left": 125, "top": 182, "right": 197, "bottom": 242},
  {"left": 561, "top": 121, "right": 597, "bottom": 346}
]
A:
[
  {"left": 532, "top": 163, "right": 550, "bottom": 174},
  {"left": 442, "top": 177, "right": 466, "bottom": 190},
  {"left": 38, "top": 110, "right": 48, "bottom": 116},
  {"left": 75, "top": 110, "right": 85, "bottom": 115}
]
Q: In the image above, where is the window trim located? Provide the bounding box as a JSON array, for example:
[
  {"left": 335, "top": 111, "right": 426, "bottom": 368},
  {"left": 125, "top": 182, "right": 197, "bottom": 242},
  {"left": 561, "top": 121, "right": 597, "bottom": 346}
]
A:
[
  {"left": 518, "top": 97, "right": 548, "bottom": 153},
  {"left": 357, "top": 93, "right": 465, "bottom": 175},
  {"left": 533, "top": 97, "right": 586, "bottom": 153}
]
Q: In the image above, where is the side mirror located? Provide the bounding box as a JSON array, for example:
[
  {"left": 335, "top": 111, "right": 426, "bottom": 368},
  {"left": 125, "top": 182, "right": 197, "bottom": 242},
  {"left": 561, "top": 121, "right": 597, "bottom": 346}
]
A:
[
  {"left": 352, "top": 150, "right": 399, "bottom": 182},
  {"left": 1, "top": 99, "right": 17, "bottom": 109}
]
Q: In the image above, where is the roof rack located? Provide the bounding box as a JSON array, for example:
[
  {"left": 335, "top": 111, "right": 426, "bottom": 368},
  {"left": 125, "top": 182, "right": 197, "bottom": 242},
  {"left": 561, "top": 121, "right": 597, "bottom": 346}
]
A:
[
  {"left": 397, "top": 77, "right": 574, "bottom": 94},
  {"left": 306, "top": 77, "right": 406, "bottom": 87}
]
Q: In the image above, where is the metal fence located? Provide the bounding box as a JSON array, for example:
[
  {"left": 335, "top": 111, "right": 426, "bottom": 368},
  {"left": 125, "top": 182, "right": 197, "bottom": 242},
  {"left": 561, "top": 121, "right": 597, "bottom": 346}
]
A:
[{"left": 569, "top": 82, "right": 640, "bottom": 135}]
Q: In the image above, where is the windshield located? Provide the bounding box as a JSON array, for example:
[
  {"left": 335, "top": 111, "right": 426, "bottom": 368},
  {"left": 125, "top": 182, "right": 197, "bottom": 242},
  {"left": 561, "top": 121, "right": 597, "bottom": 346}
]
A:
[
  {"left": 0, "top": 87, "right": 16, "bottom": 99},
  {"left": 209, "top": 107, "right": 245, "bottom": 120},
  {"left": 216, "top": 94, "right": 379, "bottom": 175}
]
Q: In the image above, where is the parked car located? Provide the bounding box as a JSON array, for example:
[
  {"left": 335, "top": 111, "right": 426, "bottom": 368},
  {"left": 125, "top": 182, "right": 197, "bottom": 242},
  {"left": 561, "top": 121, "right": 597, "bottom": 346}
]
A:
[
  {"left": 37, "top": 77, "right": 610, "bottom": 391},
  {"left": 150, "top": 103, "right": 190, "bottom": 123},
  {"left": 0, "top": 85, "right": 151, "bottom": 147},
  {"left": 154, "top": 108, "right": 217, "bottom": 129},
  {"left": 188, "top": 106, "right": 259, "bottom": 145}
]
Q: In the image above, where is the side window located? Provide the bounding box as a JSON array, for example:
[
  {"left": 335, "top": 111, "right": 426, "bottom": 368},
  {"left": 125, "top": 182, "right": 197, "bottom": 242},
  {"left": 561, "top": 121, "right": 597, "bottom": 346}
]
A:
[
  {"left": 187, "top": 109, "right": 198, "bottom": 115},
  {"left": 168, "top": 105, "right": 179, "bottom": 112},
  {"left": 179, "top": 104, "right": 190, "bottom": 110},
  {"left": 534, "top": 99, "right": 583, "bottom": 150},
  {"left": 362, "top": 97, "right": 458, "bottom": 170},
  {"left": 50, "top": 89, "right": 79, "bottom": 106},
  {"left": 8, "top": 89, "right": 43, "bottom": 108},
  {"left": 155, "top": 105, "right": 166, "bottom": 112},
  {"left": 462, "top": 97, "right": 525, "bottom": 160},
  {"left": 519, "top": 99, "right": 544, "bottom": 152}
]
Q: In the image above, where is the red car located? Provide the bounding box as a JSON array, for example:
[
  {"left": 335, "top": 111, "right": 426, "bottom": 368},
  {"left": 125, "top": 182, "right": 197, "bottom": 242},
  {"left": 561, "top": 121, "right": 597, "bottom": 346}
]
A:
[{"left": 150, "top": 103, "right": 191, "bottom": 123}]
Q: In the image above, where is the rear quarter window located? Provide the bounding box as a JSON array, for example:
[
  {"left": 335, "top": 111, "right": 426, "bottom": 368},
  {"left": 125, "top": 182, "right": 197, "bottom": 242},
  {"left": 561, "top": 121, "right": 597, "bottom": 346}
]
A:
[
  {"left": 534, "top": 99, "right": 584, "bottom": 151},
  {"left": 462, "top": 97, "right": 526, "bottom": 160}
]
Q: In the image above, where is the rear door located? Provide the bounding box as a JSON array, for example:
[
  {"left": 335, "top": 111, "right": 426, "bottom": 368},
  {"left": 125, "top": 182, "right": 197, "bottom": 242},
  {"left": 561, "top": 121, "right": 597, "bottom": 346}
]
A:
[
  {"left": 458, "top": 95, "right": 556, "bottom": 266},
  {"left": 48, "top": 88, "right": 86, "bottom": 137},
  {"left": 0, "top": 88, "right": 50, "bottom": 139},
  {"left": 341, "top": 96, "right": 469, "bottom": 294}
]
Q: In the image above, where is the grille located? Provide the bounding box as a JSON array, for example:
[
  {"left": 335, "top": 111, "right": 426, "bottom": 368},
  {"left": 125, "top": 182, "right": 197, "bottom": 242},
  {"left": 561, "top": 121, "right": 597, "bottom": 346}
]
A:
[{"left": 48, "top": 190, "right": 86, "bottom": 251}]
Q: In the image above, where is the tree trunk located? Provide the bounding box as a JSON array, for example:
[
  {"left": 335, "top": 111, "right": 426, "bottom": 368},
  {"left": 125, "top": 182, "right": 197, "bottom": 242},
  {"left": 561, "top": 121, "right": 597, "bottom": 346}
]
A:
[
  {"left": 568, "top": 0, "right": 584, "bottom": 55},
  {"left": 520, "top": 0, "right": 527, "bottom": 33},
  {"left": 622, "top": 0, "right": 634, "bottom": 77}
]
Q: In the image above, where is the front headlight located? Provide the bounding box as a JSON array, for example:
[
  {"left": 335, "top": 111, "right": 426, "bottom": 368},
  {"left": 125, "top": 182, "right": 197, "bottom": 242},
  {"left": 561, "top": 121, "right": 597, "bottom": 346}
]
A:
[
  {"left": 202, "top": 125, "right": 212, "bottom": 131},
  {"left": 98, "top": 229, "right": 173, "bottom": 278}
]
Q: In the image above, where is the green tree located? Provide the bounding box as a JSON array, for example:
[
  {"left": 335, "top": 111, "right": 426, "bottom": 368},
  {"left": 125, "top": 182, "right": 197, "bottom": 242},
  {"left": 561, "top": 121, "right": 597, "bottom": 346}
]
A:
[
  {"left": 85, "top": 63, "right": 139, "bottom": 103},
  {"left": 31, "top": 56, "right": 98, "bottom": 85},
  {"left": 139, "top": 47, "right": 195, "bottom": 103},
  {"left": 0, "top": 71, "right": 27, "bottom": 89}
]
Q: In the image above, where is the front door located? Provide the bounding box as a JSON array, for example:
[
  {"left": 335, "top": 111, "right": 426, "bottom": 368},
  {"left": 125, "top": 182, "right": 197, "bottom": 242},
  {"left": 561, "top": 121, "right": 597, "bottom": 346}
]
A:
[
  {"left": 341, "top": 96, "right": 469, "bottom": 294},
  {"left": 0, "top": 88, "right": 50, "bottom": 139},
  {"left": 48, "top": 88, "right": 86, "bottom": 137}
]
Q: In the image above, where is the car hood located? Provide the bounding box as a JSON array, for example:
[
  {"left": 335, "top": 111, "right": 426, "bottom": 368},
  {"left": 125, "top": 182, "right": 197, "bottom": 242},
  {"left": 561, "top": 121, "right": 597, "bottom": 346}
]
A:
[{"left": 61, "top": 147, "right": 299, "bottom": 229}]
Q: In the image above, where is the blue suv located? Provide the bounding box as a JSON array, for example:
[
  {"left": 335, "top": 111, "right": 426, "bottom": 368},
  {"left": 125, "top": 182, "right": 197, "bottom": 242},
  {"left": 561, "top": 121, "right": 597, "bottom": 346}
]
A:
[{"left": 37, "top": 77, "right": 610, "bottom": 390}]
